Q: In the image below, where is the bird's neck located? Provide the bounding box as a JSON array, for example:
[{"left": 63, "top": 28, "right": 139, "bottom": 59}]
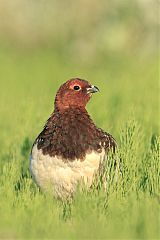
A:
[
  {"left": 53, "top": 106, "right": 88, "bottom": 117},
  {"left": 48, "top": 106, "right": 94, "bottom": 129},
  {"left": 54, "top": 92, "right": 88, "bottom": 112}
]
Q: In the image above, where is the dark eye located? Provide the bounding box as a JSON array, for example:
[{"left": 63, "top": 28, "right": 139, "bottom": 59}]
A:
[{"left": 73, "top": 85, "right": 80, "bottom": 91}]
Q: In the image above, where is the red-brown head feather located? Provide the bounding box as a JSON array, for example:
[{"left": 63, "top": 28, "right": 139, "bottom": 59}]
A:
[{"left": 55, "top": 78, "right": 98, "bottom": 112}]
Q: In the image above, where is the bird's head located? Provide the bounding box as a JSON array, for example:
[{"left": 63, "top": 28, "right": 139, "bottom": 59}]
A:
[{"left": 55, "top": 78, "right": 99, "bottom": 112}]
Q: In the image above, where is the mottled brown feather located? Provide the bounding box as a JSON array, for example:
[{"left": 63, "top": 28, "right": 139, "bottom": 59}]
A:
[{"left": 35, "top": 107, "right": 116, "bottom": 161}]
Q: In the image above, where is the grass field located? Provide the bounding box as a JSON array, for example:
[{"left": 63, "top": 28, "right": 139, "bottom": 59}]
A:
[{"left": 0, "top": 45, "right": 159, "bottom": 239}]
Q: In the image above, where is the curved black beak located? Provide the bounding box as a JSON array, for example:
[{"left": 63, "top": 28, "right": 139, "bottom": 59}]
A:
[{"left": 87, "top": 85, "right": 99, "bottom": 94}]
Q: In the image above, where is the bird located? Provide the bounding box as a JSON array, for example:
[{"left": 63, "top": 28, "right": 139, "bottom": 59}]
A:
[{"left": 30, "top": 78, "right": 117, "bottom": 199}]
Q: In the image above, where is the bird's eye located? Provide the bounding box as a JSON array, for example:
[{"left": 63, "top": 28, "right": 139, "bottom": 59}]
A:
[{"left": 73, "top": 85, "right": 81, "bottom": 91}]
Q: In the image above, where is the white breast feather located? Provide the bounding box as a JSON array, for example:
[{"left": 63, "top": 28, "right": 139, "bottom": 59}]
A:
[{"left": 30, "top": 144, "right": 105, "bottom": 198}]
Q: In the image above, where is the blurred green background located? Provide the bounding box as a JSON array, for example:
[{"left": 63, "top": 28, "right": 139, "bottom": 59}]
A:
[{"left": 0, "top": 0, "right": 159, "bottom": 239}]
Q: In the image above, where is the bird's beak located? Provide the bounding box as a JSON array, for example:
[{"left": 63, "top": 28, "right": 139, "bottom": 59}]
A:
[{"left": 87, "top": 85, "right": 99, "bottom": 94}]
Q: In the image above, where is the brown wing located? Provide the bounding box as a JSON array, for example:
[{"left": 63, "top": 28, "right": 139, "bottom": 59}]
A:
[{"left": 97, "top": 128, "right": 117, "bottom": 153}]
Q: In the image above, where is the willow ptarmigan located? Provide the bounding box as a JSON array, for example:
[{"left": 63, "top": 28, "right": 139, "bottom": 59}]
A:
[{"left": 30, "top": 78, "right": 116, "bottom": 198}]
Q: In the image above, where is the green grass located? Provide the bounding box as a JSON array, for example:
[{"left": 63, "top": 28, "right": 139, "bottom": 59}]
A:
[{"left": 0, "top": 46, "right": 159, "bottom": 239}]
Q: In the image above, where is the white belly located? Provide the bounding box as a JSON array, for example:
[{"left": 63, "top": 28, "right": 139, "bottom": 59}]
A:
[{"left": 30, "top": 144, "right": 105, "bottom": 198}]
